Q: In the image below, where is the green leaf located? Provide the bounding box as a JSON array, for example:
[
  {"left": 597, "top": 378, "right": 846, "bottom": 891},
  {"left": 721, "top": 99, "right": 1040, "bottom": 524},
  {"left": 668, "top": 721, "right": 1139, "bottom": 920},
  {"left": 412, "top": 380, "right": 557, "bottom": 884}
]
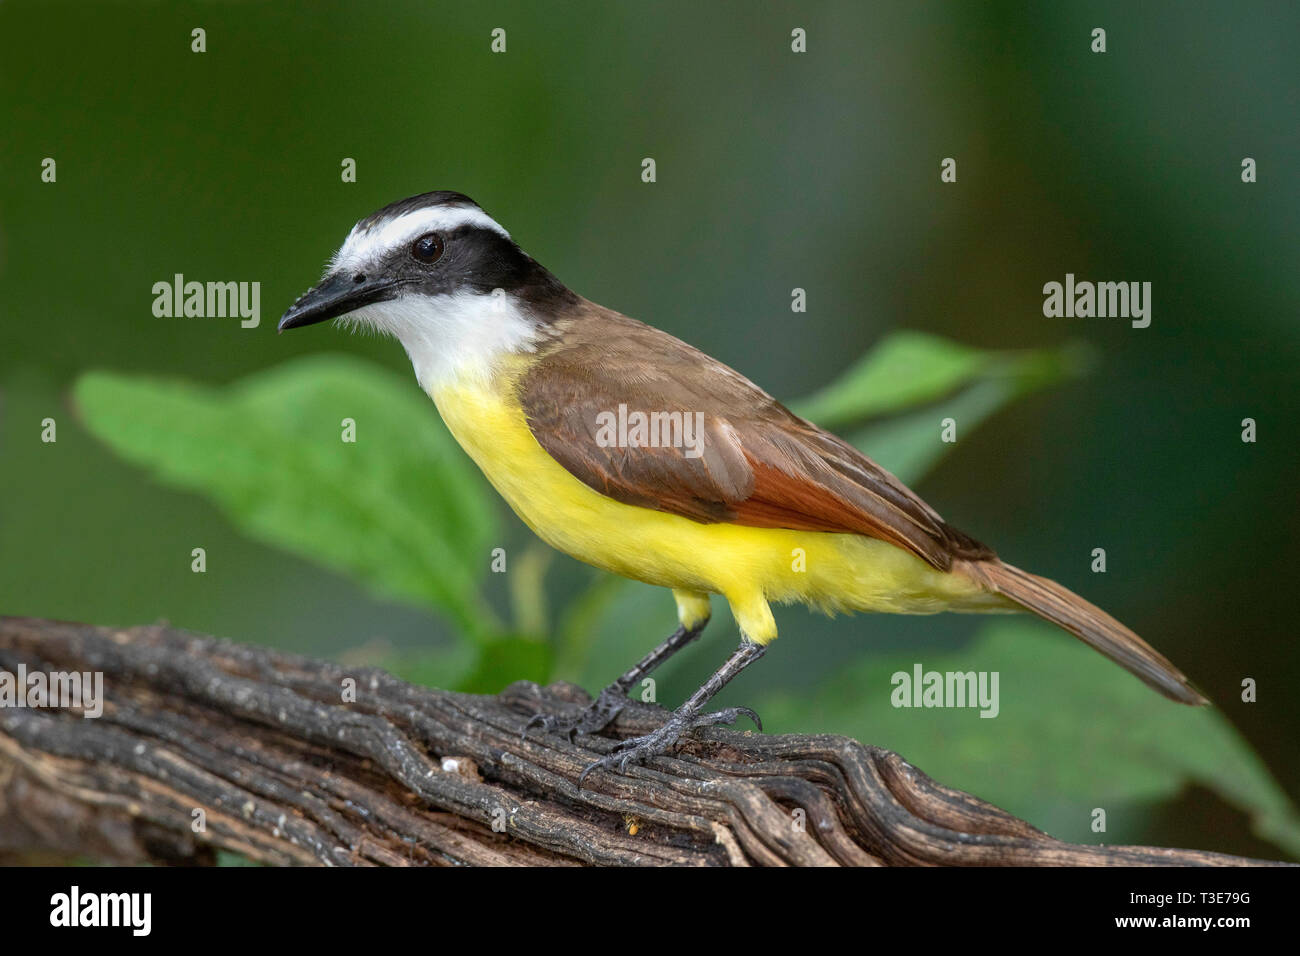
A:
[
  {"left": 791, "top": 331, "right": 995, "bottom": 428},
  {"left": 379, "top": 640, "right": 480, "bottom": 693},
  {"left": 843, "top": 373, "right": 1036, "bottom": 485},
  {"left": 793, "top": 332, "right": 1094, "bottom": 485},
  {"left": 74, "top": 355, "right": 500, "bottom": 640},
  {"left": 790, "top": 330, "right": 1094, "bottom": 437},
  {"left": 381, "top": 633, "right": 551, "bottom": 695},
  {"left": 454, "top": 634, "right": 554, "bottom": 694},
  {"left": 756, "top": 618, "right": 1300, "bottom": 859}
]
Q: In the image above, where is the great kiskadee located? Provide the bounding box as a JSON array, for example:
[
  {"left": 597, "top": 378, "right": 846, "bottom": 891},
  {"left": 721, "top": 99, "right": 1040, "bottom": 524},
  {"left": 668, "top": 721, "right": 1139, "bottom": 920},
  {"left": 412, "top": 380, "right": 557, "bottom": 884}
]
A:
[{"left": 279, "top": 191, "right": 1207, "bottom": 782}]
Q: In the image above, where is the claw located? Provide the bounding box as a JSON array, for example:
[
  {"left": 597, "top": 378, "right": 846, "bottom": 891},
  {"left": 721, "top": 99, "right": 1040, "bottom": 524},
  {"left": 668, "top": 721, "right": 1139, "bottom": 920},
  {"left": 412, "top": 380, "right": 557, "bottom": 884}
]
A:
[
  {"left": 522, "top": 687, "right": 629, "bottom": 743},
  {"left": 578, "top": 759, "right": 602, "bottom": 789},
  {"left": 692, "top": 705, "right": 762, "bottom": 732},
  {"left": 521, "top": 712, "right": 557, "bottom": 740},
  {"left": 575, "top": 704, "right": 763, "bottom": 789}
]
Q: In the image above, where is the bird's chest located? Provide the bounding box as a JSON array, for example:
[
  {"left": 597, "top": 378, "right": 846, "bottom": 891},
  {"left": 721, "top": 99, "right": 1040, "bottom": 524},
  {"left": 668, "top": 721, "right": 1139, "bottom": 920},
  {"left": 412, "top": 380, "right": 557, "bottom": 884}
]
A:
[
  {"left": 429, "top": 375, "right": 658, "bottom": 573},
  {"left": 429, "top": 376, "right": 550, "bottom": 504}
]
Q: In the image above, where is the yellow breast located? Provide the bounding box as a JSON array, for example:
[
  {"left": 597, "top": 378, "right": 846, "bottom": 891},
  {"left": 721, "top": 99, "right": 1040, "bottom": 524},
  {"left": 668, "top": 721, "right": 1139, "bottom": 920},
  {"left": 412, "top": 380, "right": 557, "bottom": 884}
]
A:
[{"left": 429, "top": 362, "right": 998, "bottom": 642}]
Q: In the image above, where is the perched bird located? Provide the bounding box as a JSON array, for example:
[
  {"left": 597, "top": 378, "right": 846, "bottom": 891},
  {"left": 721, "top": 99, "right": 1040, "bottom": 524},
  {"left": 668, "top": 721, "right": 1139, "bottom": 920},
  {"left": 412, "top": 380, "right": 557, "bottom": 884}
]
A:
[{"left": 278, "top": 191, "right": 1207, "bottom": 783}]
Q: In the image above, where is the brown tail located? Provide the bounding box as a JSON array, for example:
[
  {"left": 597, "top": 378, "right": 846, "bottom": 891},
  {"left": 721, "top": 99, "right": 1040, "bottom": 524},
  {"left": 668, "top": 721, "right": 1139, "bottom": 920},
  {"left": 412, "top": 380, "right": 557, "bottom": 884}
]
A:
[{"left": 964, "top": 560, "right": 1208, "bottom": 706}]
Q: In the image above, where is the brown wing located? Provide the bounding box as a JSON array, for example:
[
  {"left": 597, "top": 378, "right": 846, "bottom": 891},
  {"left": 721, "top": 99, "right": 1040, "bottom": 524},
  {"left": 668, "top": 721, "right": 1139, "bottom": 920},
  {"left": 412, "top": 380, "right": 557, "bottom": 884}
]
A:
[{"left": 517, "top": 305, "right": 993, "bottom": 571}]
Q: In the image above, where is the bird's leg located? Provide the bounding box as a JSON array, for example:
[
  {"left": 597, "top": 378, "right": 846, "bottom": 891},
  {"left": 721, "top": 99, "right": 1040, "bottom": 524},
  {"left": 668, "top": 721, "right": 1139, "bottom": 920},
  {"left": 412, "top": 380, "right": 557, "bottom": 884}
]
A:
[
  {"left": 579, "top": 639, "right": 765, "bottom": 787},
  {"left": 523, "top": 617, "right": 708, "bottom": 741}
]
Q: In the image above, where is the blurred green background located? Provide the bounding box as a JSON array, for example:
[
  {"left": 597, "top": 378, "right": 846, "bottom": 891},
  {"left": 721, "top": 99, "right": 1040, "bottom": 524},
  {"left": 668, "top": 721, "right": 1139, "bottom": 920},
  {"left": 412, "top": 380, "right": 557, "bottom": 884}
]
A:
[{"left": 2, "top": 1, "right": 1297, "bottom": 861}]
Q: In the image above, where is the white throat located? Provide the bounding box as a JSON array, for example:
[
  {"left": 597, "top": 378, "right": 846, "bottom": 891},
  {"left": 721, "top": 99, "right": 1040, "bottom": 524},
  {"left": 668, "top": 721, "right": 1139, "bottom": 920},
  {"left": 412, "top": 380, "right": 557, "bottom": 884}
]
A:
[{"left": 343, "top": 290, "right": 539, "bottom": 392}]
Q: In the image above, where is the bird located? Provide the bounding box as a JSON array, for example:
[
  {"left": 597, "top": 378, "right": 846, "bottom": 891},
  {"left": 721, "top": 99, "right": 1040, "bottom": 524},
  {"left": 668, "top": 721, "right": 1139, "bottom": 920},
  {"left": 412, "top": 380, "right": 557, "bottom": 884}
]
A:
[{"left": 278, "top": 190, "right": 1208, "bottom": 784}]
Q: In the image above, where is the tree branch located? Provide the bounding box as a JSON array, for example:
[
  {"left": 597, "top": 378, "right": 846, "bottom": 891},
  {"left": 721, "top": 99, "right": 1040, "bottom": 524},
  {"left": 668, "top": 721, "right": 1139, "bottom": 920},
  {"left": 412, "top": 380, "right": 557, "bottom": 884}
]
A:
[{"left": 0, "top": 616, "right": 1279, "bottom": 866}]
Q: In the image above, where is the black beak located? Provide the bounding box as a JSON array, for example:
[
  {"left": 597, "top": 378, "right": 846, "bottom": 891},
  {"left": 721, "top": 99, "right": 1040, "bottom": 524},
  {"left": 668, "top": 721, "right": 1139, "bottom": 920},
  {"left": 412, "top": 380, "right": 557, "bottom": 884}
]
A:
[{"left": 277, "top": 272, "right": 403, "bottom": 333}]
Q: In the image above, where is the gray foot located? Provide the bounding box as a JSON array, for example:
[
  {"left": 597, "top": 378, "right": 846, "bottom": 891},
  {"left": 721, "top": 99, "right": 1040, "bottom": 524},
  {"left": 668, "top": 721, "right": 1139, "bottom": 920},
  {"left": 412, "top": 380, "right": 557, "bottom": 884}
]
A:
[
  {"left": 522, "top": 685, "right": 629, "bottom": 743},
  {"left": 578, "top": 705, "right": 761, "bottom": 787}
]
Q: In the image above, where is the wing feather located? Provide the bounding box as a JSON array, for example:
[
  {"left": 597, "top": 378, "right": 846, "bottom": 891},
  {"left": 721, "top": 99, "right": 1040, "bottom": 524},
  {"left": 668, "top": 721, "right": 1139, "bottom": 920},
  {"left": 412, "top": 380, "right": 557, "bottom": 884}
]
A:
[{"left": 518, "top": 306, "right": 993, "bottom": 570}]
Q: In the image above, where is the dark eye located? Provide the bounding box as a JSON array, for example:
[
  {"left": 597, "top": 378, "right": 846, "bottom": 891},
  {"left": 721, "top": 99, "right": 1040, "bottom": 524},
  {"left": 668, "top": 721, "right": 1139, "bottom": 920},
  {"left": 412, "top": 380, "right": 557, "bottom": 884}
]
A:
[{"left": 411, "top": 232, "right": 444, "bottom": 264}]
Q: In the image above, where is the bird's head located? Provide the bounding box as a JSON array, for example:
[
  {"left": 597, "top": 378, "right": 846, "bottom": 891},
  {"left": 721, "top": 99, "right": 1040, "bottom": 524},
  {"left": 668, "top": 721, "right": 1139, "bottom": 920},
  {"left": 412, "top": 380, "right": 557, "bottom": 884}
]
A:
[{"left": 278, "top": 191, "right": 576, "bottom": 388}]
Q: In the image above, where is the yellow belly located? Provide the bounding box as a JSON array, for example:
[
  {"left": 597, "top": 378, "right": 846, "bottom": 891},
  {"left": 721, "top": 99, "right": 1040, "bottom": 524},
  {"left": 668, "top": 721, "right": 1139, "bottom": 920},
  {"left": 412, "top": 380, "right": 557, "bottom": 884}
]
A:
[{"left": 430, "top": 366, "right": 1002, "bottom": 643}]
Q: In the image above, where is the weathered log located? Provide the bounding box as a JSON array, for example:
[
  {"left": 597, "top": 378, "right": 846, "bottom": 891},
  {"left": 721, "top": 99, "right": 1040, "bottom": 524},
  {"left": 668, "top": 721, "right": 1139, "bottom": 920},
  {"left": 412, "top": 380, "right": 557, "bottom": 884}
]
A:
[{"left": 0, "top": 616, "right": 1279, "bottom": 866}]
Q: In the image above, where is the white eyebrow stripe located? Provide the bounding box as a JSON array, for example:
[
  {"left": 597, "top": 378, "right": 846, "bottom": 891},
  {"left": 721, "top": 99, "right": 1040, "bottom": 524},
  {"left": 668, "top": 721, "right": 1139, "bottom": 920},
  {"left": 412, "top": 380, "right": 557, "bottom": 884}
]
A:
[{"left": 330, "top": 206, "right": 510, "bottom": 273}]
